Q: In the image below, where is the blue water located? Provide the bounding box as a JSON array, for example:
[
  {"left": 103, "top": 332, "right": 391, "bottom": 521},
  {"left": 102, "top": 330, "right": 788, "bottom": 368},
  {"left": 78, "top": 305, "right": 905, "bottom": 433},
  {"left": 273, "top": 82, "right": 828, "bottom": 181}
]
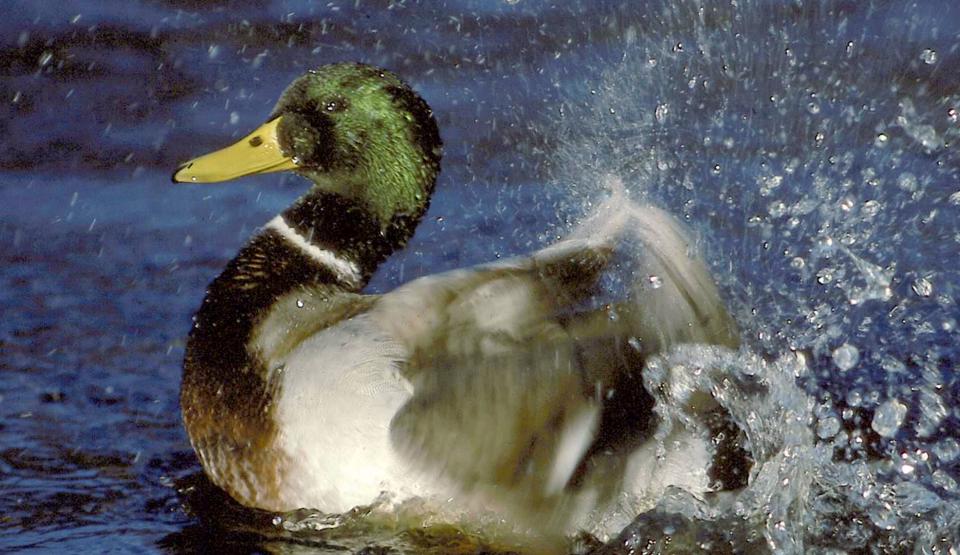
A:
[{"left": 2, "top": 1, "right": 959, "bottom": 553}]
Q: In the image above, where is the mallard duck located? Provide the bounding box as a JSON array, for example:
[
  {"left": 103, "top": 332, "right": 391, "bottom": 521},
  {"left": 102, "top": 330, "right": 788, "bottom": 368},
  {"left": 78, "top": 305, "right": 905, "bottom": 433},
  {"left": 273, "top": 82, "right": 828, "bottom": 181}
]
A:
[{"left": 173, "top": 63, "right": 744, "bottom": 546}]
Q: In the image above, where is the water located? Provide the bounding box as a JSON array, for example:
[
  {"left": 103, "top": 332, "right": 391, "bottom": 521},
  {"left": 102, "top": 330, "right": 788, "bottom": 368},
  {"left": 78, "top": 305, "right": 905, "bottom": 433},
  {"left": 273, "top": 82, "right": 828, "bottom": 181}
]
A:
[{"left": 2, "top": 0, "right": 959, "bottom": 553}]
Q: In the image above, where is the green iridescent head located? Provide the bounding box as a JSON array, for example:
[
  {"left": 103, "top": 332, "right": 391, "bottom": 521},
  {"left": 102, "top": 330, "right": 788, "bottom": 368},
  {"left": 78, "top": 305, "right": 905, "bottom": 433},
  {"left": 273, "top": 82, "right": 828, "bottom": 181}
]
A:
[{"left": 173, "top": 63, "right": 442, "bottom": 224}]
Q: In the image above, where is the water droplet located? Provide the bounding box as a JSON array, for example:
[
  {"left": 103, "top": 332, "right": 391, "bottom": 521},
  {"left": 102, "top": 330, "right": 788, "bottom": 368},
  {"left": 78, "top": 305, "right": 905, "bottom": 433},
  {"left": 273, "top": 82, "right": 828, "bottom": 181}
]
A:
[
  {"left": 38, "top": 51, "right": 53, "bottom": 67},
  {"left": 897, "top": 172, "right": 918, "bottom": 192},
  {"left": 832, "top": 343, "right": 860, "bottom": 371},
  {"left": 758, "top": 175, "right": 783, "bottom": 196},
  {"left": 839, "top": 196, "right": 855, "bottom": 212},
  {"left": 933, "top": 438, "right": 960, "bottom": 462},
  {"left": 296, "top": 298, "right": 305, "bottom": 308},
  {"left": 768, "top": 200, "right": 786, "bottom": 218},
  {"left": 816, "top": 268, "right": 834, "bottom": 284},
  {"left": 672, "top": 42, "right": 684, "bottom": 53},
  {"left": 654, "top": 103, "right": 669, "bottom": 122},
  {"left": 874, "top": 133, "right": 889, "bottom": 147},
  {"left": 816, "top": 415, "right": 840, "bottom": 439},
  {"left": 871, "top": 398, "right": 907, "bottom": 438},
  {"left": 646, "top": 275, "right": 663, "bottom": 289},
  {"left": 846, "top": 390, "right": 862, "bottom": 407},
  {"left": 912, "top": 276, "right": 933, "bottom": 297},
  {"left": 920, "top": 48, "right": 937, "bottom": 65},
  {"left": 932, "top": 469, "right": 958, "bottom": 493},
  {"left": 947, "top": 108, "right": 958, "bottom": 123},
  {"left": 790, "top": 257, "right": 805, "bottom": 270},
  {"left": 862, "top": 200, "right": 881, "bottom": 217},
  {"left": 806, "top": 102, "right": 821, "bottom": 115},
  {"left": 879, "top": 355, "right": 905, "bottom": 374}
]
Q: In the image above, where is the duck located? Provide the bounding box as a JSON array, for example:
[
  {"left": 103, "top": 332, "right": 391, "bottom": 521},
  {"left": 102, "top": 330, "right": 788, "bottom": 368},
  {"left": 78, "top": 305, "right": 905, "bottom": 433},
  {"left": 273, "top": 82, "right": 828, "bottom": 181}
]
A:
[{"left": 173, "top": 62, "right": 747, "bottom": 548}]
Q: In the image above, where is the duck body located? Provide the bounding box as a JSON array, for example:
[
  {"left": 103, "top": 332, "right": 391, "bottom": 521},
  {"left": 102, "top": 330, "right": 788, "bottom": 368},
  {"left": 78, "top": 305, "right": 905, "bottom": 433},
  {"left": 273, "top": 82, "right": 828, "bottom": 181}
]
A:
[{"left": 175, "top": 63, "right": 745, "bottom": 542}]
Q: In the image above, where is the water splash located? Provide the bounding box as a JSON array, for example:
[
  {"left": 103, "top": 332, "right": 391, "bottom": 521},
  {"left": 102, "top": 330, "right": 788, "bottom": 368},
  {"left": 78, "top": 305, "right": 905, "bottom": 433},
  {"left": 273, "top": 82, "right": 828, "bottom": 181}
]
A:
[{"left": 555, "top": 0, "right": 960, "bottom": 551}]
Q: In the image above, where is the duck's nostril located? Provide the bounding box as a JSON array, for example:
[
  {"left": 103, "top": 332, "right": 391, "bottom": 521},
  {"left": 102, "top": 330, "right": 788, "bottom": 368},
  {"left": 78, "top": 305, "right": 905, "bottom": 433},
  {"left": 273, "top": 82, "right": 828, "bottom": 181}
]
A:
[{"left": 249, "top": 136, "right": 264, "bottom": 147}]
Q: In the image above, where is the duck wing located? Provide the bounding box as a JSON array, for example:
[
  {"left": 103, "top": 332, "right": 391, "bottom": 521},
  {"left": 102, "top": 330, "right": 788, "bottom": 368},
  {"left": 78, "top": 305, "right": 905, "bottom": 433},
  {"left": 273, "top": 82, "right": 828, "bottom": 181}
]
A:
[{"left": 373, "top": 197, "right": 739, "bottom": 511}]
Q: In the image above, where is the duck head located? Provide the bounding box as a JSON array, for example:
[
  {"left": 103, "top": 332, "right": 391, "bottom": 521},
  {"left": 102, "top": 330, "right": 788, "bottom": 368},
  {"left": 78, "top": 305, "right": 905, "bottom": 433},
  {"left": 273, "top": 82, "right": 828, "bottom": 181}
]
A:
[{"left": 173, "top": 63, "right": 442, "bottom": 225}]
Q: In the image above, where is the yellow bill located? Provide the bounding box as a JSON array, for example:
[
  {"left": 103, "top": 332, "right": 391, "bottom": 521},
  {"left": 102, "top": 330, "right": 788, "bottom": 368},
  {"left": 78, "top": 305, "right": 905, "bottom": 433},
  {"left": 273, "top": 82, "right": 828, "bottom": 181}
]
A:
[{"left": 172, "top": 117, "right": 298, "bottom": 183}]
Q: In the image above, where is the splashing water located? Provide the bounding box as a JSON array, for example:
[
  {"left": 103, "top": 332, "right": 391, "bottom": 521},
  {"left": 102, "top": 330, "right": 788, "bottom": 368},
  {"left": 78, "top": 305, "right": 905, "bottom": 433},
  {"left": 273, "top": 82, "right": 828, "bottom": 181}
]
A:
[{"left": 553, "top": 0, "right": 960, "bottom": 552}]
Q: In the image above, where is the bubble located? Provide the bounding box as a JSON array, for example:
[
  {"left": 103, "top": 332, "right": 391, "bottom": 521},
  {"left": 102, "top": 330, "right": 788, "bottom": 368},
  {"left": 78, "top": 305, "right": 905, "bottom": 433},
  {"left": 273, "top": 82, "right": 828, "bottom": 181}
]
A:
[
  {"left": 861, "top": 199, "right": 881, "bottom": 217},
  {"left": 874, "top": 133, "right": 889, "bottom": 147},
  {"left": 871, "top": 398, "right": 908, "bottom": 438},
  {"left": 920, "top": 48, "right": 937, "bottom": 65},
  {"left": 832, "top": 343, "right": 860, "bottom": 371}
]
